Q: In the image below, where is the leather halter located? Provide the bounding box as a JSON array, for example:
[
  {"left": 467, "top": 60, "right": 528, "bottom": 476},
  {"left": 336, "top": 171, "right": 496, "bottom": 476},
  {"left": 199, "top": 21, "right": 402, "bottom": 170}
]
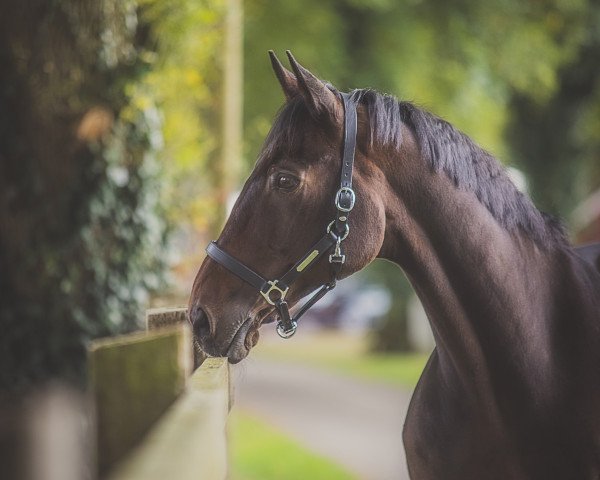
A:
[{"left": 206, "top": 92, "right": 357, "bottom": 338}]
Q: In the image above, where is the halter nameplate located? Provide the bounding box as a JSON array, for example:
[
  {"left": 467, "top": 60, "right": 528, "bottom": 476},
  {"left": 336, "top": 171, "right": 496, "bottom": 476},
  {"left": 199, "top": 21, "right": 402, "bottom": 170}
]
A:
[{"left": 297, "top": 250, "right": 320, "bottom": 272}]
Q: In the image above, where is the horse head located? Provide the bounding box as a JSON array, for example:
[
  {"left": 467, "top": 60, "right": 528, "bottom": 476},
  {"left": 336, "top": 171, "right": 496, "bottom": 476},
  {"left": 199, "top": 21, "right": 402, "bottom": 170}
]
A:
[{"left": 188, "top": 52, "right": 387, "bottom": 362}]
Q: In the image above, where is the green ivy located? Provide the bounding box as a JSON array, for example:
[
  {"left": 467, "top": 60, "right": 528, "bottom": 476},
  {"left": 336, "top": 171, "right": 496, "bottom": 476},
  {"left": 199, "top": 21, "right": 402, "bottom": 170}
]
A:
[{"left": 0, "top": 0, "right": 169, "bottom": 392}]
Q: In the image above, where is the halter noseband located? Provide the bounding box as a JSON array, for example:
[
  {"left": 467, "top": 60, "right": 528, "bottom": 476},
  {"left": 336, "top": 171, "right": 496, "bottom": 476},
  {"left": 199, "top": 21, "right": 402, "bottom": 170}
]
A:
[{"left": 206, "top": 92, "right": 357, "bottom": 339}]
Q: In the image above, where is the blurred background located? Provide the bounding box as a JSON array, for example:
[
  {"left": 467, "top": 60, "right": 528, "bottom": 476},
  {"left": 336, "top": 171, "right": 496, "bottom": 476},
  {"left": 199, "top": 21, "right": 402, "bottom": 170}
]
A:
[{"left": 1, "top": 0, "right": 599, "bottom": 478}]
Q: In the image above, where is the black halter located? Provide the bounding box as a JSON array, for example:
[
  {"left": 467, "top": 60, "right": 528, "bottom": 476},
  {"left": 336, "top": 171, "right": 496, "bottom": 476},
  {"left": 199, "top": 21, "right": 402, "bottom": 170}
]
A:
[{"left": 206, "top": 92, "right": 357, "bottom": 338}]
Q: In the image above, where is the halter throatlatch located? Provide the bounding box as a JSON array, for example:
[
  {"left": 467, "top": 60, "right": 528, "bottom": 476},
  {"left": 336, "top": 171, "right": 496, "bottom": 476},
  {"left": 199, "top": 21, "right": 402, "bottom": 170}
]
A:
[{"left": 205, "top": 92, "right": 358, "bottom": 338}]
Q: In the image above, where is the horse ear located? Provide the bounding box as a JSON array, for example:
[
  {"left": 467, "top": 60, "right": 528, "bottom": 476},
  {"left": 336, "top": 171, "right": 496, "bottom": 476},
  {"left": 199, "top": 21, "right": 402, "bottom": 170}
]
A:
[
  {"left": 285, "top": 50, "right": 341, "bottom": 121},
  {"left": 269, "top": 50, "right": 299, "bottom": 100}
]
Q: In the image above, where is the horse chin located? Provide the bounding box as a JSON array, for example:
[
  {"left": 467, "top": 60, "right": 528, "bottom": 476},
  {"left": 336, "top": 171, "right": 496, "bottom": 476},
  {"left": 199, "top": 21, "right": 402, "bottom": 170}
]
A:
[{"left": 226, "top": 318, "right": 259, "bottom": 364}]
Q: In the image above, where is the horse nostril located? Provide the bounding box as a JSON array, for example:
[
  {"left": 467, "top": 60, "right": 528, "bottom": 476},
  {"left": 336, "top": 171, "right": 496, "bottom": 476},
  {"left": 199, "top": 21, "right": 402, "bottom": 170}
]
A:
[{"left": 190, "top": 305, "right": 211, "bottom": 339}]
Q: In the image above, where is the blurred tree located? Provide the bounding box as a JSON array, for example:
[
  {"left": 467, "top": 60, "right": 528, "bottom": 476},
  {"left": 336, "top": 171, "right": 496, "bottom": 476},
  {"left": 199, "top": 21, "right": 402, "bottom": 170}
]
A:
[
  {"left": 0, "top": 0, "right": 168, "bottom": 392},
  {"left": 413, "top": 0, "right": 600, "bottom": 217},
  {"left": 136, "top": 0, "right": 246, "bottom": 299},
  {"left": 359, "top": 260, "right": 415, "bottom": 352},
  {"left": 138, "top": 0, "right": 230, "bottom": 237},
  {"left": 507, "top": 20, "right": 600, "bottom": 216},
  {"left": 244, "top": 0, "right": 349, "bottom": 173}
]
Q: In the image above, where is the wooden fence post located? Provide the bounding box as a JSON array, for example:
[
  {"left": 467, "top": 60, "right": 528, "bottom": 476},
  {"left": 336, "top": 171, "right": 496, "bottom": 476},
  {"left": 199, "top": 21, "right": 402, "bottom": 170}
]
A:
[
  {"left": 106, "top": 358, "right": 231, "bottom": 480},
  {"left": 89, "top": 326, "right": 191, "bottom": 475}
]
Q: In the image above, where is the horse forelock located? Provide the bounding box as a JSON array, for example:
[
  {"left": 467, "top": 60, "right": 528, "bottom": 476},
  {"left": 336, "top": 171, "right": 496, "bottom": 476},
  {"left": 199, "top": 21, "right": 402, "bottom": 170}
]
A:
[{"left": 254, "top": 96, "right": 315, "bottom": 173}]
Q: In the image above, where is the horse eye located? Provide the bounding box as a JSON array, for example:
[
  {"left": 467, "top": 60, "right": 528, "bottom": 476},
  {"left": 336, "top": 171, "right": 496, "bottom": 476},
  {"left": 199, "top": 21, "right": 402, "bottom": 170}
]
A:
[{"left": 275, "top": 173, "right": 299, "bottom": 191}]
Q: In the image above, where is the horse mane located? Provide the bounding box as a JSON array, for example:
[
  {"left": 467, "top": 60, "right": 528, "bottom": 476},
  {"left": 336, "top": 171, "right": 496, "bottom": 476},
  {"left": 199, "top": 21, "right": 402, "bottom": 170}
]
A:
[
  {"left": 352, "top": 88, "right": 567, "bottom": 248},
  {"left": 262, "top": 88, "right": 568, "bottom": 248}
]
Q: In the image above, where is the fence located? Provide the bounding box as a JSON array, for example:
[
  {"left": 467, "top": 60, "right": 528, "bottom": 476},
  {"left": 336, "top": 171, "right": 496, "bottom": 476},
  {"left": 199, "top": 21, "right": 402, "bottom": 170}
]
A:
[
  {"left": 89, "top": 307, "right": 231, "bottom": 480},
  {"left": 0, "top": 307, "right": 231, "bottom": 480}
]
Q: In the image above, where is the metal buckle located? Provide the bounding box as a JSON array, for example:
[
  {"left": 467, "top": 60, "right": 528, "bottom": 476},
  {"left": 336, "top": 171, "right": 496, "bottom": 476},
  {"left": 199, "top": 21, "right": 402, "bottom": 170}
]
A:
[
  {"left": 327, "top": 220, "right": 349, "bottom": 241},
  {"left": 335, "top": 187, "right": 356, "bottom": 212},
  {"left": 260, "top": 280, "right": 289, "bottom": 306}
]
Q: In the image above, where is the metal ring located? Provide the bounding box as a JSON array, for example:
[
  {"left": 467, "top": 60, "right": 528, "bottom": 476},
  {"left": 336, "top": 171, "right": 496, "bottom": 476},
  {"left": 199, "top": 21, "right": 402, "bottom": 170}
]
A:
[
  {"left": 327, "top": 220, "right": 350, "bottom": 241},
  {"left": 335, "top": 187, "right": 356, "bottom": 212},
  {"left": 277, "top": 320, "right": 297, "bottom": 339}
]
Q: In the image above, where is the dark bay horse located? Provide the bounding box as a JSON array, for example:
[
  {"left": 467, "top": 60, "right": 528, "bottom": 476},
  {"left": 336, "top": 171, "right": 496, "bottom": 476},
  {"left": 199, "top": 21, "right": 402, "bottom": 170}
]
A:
[{"left": 189, "top": 52, "right": 600, "bottom": 479}]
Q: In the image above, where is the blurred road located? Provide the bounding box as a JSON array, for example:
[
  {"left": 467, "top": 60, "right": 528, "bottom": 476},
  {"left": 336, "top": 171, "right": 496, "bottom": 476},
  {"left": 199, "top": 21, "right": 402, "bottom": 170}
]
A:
[{"left": 233, "top": 358, "right": 412, "bottom": 480}]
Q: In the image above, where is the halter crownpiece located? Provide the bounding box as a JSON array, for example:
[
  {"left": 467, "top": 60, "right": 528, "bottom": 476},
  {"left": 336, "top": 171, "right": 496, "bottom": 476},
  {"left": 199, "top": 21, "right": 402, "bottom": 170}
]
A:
[{"left": 205, "top": 92, "right": 358, "bottom": 339}]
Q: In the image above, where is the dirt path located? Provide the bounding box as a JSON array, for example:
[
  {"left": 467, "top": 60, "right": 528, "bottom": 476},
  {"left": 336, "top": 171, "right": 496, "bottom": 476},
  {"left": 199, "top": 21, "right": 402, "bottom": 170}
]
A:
[{"left": 232, "top": 358, "right": 412, "bottom": 480}]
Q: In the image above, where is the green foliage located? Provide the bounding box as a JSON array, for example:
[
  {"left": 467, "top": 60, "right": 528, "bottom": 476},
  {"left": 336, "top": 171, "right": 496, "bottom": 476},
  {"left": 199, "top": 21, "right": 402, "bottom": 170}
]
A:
[
  {"left": 244, "top": 0, "right": 598, "bottom": 198},
  {"left": 409, "top": 0, "right": 599, "bottom": 216},
  {"left": 244, "top": 0, "right": 349, "bottom": 173},
  {"left": 505, "top": 5, "right": 600, "bottom": 216},
  {"left": 138, "top": 0, "right": 227, "bottom": 232},
  {"left": 79, "top": 105, "right": 168, "bottom": 335},
  {"left": 0, "top": 0, "right": 168, "bottom": 391}
]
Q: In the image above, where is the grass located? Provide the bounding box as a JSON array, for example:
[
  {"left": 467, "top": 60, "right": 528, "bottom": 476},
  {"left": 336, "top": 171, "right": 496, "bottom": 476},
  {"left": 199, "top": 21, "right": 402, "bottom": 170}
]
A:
[
  {"left": 229, "top": 331, "right": 428, "bottom": 479},
  {"left": 229, "top": 410, "right": 356, "bottom": 480},
  {"left": 253, "top": 330, "right": 430, "bottom": 389}
]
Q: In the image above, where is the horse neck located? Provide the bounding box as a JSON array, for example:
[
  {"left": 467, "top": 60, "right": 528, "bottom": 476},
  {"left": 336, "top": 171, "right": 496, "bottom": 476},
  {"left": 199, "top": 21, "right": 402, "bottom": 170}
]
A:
[{"left": 375, "top": 134, "right": 563, "bottom": 396}]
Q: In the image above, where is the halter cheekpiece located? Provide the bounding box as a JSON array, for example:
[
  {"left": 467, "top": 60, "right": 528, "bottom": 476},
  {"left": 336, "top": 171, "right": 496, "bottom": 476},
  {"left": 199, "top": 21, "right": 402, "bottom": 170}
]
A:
[{"left": 206, "top": 92, "right": 358, "bottom": 338}]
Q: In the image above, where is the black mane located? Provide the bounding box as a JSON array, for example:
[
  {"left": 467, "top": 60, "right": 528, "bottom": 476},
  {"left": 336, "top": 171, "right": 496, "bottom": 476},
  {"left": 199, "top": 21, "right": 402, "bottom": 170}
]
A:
[
  {"left": 264, "top": 88, "right": 567, "bottom": 248},
  {"left": 350, "top": 89, "right": 567, "bottom": 247}
]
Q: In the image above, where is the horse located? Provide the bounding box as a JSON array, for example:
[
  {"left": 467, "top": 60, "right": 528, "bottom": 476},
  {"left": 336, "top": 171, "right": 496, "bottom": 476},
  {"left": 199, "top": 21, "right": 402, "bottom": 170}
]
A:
[{"left": 188, "top": 51, "right": 600, "bottom": 479}]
